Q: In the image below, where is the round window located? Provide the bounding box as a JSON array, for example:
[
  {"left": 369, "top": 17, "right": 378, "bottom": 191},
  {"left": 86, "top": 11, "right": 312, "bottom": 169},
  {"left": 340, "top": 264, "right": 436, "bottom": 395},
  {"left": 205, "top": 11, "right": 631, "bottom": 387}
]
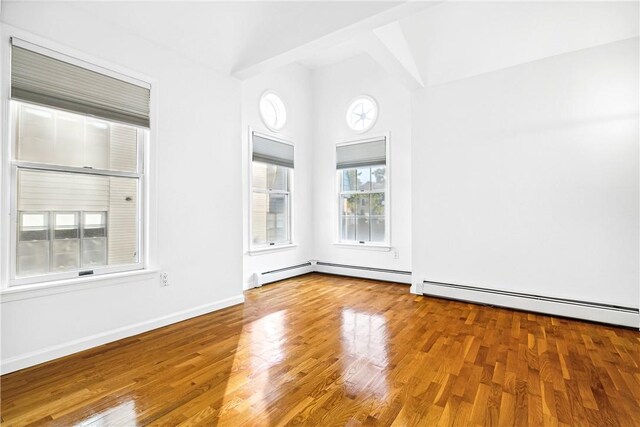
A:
[
  {"left": 346, "top": 96, "right": 378, "bottom": 132},
  {"left": 259, "top": 91, "right": 287, "bottom": 132}
]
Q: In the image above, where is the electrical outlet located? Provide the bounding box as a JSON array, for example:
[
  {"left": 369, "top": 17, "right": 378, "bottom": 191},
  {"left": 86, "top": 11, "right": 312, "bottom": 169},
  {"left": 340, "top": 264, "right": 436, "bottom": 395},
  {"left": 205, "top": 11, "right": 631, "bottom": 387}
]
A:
[
  {"left": 160, "top": 272, "right": 169, "bottom": 287},
  {"left": 393, "top": 250, "right": 400, "bottom": 259}
]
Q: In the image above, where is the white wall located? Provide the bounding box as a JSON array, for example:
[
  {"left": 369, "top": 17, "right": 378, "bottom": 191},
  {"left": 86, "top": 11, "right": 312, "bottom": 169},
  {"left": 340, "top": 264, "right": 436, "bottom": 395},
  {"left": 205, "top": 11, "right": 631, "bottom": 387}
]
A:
[
  {"left": 312, "top": 54, "right": 412, "bottom": 272},
  {"left": 0, "top": 2, "right": 243, "bottom": 372},
  {"left": 241, "top": 63, "right": 314, "bottom": 288},
  {"left": 412, "top": 38, "right": 639, "bottom": 310}
]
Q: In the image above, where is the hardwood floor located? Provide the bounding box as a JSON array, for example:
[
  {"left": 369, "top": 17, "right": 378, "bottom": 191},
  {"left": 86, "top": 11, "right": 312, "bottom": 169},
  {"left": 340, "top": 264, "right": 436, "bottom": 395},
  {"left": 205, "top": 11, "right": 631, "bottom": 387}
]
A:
[{"left": 1, "top": 273, "right": 639, "bottom": 426}]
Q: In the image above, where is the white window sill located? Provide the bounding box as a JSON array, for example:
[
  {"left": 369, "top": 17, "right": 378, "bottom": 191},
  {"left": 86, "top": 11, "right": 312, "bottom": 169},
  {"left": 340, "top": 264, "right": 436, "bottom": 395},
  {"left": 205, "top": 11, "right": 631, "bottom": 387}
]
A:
[
  {"left": 333, "top": 242, "right": 392, "bottom": 252},
  {"left": 1, "top": 268, "right": 160, "bottom": 303},
  {"left": 249, "top": 243, "right": 298, "bottom": 255}
]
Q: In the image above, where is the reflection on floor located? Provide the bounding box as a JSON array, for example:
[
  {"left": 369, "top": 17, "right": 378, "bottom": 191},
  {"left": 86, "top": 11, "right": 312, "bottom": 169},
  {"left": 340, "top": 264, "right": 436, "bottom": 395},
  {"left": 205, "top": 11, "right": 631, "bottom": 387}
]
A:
[{"left": 1, "top": 273, "right": 639, "bottom": 426}]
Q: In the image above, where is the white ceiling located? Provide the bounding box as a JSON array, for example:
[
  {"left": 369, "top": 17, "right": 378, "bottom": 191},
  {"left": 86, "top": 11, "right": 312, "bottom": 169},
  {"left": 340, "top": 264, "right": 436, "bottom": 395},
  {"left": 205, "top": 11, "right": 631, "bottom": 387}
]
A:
[
  {"left": 2, "top": 1, "right": 637, "bottom": 88},
  {"left": 400, "top": 1, "right": 639, "bottom": 87},
  {"left": 65, "top": 1, "right": 402, "bottom": 75},
  {"left": 297, "top": 39, "right": 364, "bottom": 69}
]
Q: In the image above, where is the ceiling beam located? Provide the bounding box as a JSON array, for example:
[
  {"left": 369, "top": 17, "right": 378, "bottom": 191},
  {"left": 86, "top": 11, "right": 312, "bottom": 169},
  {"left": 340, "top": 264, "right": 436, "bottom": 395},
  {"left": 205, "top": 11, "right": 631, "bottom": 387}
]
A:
[{"left": 232, "top": 1, "right": 440, "bottom": 80}]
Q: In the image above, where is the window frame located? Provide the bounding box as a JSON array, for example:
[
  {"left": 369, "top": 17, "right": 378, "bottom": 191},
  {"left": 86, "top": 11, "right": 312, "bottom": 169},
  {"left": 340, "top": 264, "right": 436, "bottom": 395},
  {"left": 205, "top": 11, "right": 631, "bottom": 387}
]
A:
[
  {"left": 8, "top": 101, "right": 147, "bottom": 286},
  {"left": 0, "top": 31, "right": 156, "bottom": 290},
  {"left": 248, "top": 128, "right": 295, "bottom": 252},
  {"left": 335, "top": 133, "right": 391, "bottom": 249}
]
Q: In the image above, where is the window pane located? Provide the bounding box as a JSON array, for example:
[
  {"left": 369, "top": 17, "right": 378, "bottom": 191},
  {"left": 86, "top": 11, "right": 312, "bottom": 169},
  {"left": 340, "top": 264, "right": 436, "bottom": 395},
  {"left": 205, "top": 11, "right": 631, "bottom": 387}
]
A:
[
  {"left": 17, "top": 212, "right": 50, "bottom": 276},
  {"left": 266, "top": 164, "right": 288, "bottom": 191},
  {"left": 340, "top": 194, "right": 357, "bottom": 216},
  {"left": 342, "top": 169, "right": 357, "bottom": 192},
  {"left": 252, "top": 161, "right": 288, "bottom": 191},
  {"left": 371, "top": 193, "right": 385, "bottom": 243},
  {"left": 84, "top": 212, "right": 107, "bottom": 238},
  {"left": 52, "top": 240, "right": 80, "bottom": 271},
  {"left": 83, "top": 237, "right": 107, "bottom": 267},
  {"left": 371, "top": 193, "right": 385, "bottom": 216},
  {"left": 356, "top": 217, "right": 370, "bottom": 241},
  {"left": 19, "top": 212, "right": 49, "bottom": 241},
  {"left": 83, "top": 211, "right": 107, "bottom": 267},
  {"left": 267, "top": 194, "right": 288, "bottom": 242},
  {"left": 371, "top": 217, "right": 385, "bottom": 242},
  {"left": 109, "top": 124, "right": 138, "bottom": 172},
  {"left": 54, "top": 212, "right": 79, "bottom": 239},
  {"left": 55, "top": 112, "right": 84, "bottom": 166},
  {"left": 252, "top": 192, "right": 289, "bottom": 245},
  {"left": 15, "top": 102, "right": 138, "bottom": 173},
  {"left": 107, "top": 177, "right": 138, "bottom": 265},
  {"left": 17, "top": 241, "right": 49, "bottom": 277},
  {"left": 252, "top": 192, "right": 268, "bottom": 245},
  {"left": 371, "top": 166, "right": 386, "bottom": 190},
  {"left": 341, "top": 216, "right": 356, "bottom": 241},
  {"left": 252, "top": 162, "right": 268, "bottom": 190},
  {"left": 356, "top": 194, "right": 370, "bottom": 241},
  {"left": 17, "top": 104, "right": 54, "bottom": 163},
  {"left": 15, "top": 169, "right": 139, "bottom": 277},
  {"left": 85, "top": 120, "right": 109, "bottom": 169},
  {"left": 356, "top": 168, "right": 371, "bottom": 191},
  {"left": 356, "top": 194, "right": 370, "bottom": 217}
]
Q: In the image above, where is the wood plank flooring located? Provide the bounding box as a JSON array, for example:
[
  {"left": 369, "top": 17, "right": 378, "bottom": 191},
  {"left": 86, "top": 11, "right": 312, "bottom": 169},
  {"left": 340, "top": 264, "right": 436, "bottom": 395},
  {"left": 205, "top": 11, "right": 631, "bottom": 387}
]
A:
[{"left": 1, "top": 273, "right": 639, "bottom": 426}]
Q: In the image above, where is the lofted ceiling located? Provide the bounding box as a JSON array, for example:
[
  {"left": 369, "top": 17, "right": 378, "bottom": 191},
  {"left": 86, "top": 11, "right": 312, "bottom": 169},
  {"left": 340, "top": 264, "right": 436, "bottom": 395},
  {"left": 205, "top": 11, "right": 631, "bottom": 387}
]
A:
[
  {"left": 9, "top": 0, "right": 402, "bottom": 76},
  {"left": 399, "top": 1, "right": 640, "bottom": 87},
  {"left": 2, "top": 1, "right": 638, "bottom": 89}
]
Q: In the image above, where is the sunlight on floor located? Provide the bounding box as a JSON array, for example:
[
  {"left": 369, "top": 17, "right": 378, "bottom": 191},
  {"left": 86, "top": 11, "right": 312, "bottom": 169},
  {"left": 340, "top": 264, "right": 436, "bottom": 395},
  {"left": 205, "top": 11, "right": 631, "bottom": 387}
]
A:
[{"left": 74, "top": 400, "right": 137, "bottom": 426}]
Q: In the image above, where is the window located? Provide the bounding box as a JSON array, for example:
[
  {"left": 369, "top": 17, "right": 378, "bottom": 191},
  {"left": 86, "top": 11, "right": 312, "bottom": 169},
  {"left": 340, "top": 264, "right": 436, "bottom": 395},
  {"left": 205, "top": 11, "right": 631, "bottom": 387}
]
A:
[
  {"left": 250, "top": 132, "right": 294, "bottom": 249},
  {"left": 259, "top": 91, "right": 287, "bottom": 132},
  {"left": 346, "top": 96, "right": 378, "bottom": 133},
  {"left": 336, "top": 136, "right": 388, "bottom": 246},
  {"left": 8, "top": 39, "right": 150, "bottom": 285}
]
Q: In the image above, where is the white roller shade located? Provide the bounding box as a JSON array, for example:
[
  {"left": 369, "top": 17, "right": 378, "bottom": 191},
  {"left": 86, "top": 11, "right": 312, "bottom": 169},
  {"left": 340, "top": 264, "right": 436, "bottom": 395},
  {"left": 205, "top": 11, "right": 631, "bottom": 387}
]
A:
[
  {"left": 336, "top": 138, "right": 386, "bottom": 169},
  {"left": 11, "top": 39, "right": 150, "bottom": 128},
  {"left": 252, "top": 133, "right": 294, "bottom": 168}
]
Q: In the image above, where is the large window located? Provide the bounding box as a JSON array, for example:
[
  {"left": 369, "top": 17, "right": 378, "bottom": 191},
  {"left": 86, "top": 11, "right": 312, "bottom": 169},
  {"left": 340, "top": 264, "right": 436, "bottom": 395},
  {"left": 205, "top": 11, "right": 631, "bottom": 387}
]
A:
[
  {"left": 339, "top": 166, "right": 386, "bottom": 242},
  {"left": 250, "top": 132, "right": 294, "bottom": 249},
  {"left": 7, "top": 39, "right": 150, "bottom": 285},
  {"left": 336, "top": 136, "right": 388, "bottom": 246}
]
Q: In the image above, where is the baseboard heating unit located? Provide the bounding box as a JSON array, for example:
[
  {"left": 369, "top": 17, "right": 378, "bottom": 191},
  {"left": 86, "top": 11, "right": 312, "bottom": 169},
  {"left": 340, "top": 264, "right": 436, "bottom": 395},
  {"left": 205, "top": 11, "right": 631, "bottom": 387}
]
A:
[
  {"left": 420, "top": 280, "right": 639, "bottom": 328},
  {"left": 315, "top": 262, "right": 411, "bottom": 284},
  {"left": 254, "top": 262, "right": 314, "bottom": 287}
]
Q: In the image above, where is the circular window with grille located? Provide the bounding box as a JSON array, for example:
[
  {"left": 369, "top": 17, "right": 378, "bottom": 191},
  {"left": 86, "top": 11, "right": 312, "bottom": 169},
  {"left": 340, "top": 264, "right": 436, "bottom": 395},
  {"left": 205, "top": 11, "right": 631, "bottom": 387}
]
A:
[{"left": 346, "top": 96, "right": 378, "bottom": 132}]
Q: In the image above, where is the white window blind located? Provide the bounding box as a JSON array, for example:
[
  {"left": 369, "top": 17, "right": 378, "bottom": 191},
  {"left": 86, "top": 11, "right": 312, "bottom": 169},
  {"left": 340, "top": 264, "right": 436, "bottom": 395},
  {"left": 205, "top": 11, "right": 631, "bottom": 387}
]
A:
[
  {"left": 336, "top": 138, "right": 386, "bottom": 170},
  {"left": 252, "top": 133, "right": 294, "bottom": 169},
  {"left": 11, "top": 39, "right": 150, "bottom": 128}
]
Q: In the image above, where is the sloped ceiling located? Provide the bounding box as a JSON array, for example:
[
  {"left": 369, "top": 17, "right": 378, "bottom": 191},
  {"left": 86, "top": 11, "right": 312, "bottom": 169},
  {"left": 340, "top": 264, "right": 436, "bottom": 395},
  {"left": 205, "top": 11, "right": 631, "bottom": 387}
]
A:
[
  {"left": 1, "top": 0, "right": 401, "bottom": 76},
  {"left": 399, "top": 1, "right": 639, "bottom": 87},
  {"left": 2, "top": 1, "right": 637, "bottom": 88}
]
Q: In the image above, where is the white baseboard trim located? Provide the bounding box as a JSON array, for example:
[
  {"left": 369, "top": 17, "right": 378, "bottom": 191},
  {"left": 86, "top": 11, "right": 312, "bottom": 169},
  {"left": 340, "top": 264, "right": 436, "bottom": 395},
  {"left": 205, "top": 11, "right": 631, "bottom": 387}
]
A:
[
  {"left": 0, "top": 294, "right": 245, "bottom": 375},
  {"left": 254, "top": 263, "right": 314, "bottom": 287},
  {"left": 421, "top": 280, "right": 639, "bottom": 328},
  {"left": 314, "top": 262, "right": 412, "bottom": 284}
]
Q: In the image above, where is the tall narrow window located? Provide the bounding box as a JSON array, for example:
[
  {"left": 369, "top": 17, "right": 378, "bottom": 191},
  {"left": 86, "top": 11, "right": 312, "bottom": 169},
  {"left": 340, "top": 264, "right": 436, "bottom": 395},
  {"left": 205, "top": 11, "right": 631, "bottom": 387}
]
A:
[
  {"left": 9, "top": 38, "right": 150, "bottom": 285},
  {"left": 251, "top": 132, "right": 294, "bottom": 248},
  {"left": 337, "top": 137, "right": 388, "bottom": 246}
]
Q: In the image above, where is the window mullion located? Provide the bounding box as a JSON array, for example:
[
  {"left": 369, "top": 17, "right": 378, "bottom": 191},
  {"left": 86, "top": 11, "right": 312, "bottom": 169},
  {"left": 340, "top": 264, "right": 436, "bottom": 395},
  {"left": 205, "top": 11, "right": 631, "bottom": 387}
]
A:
[
  {"left": 79, "top": 211, "right": 84, "bottom": 270},
  {"left": 48, "top": 212, "right": 54, "bottom": 273},
  {"left": 13, "top": 161, "right": 141, "bottom": 179}
]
